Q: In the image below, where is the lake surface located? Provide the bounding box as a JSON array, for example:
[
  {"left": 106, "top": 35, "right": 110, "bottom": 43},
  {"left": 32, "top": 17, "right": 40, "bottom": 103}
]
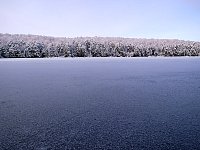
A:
[{"left": 0, "top": 57, "right": 200, "bottom": 150}]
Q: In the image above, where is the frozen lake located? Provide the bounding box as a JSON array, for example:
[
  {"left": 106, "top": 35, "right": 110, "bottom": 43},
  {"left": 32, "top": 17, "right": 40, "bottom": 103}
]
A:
[{"left": 0, "top": 57, "right": 200, "bottom": 149}]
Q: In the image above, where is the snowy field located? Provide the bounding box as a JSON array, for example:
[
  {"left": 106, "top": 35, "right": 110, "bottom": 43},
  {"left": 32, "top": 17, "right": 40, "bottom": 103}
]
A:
[{"left": 0, "top": 57, "right": 200, "bottom": 149}]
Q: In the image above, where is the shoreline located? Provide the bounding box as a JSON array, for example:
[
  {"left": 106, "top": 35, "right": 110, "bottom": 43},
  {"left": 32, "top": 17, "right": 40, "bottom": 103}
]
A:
[{"left": 0, "top": 56, "right": 199, "bottom": 61}]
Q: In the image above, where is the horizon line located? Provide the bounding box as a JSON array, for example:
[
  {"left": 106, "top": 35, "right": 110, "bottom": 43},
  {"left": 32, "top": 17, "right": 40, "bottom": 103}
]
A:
[{"left": 0, "top": 32, "right": 199, "bottom": 42}]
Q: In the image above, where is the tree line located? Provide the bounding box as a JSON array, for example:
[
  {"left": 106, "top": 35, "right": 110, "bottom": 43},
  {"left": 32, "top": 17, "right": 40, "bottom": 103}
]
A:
[{"left": 0, "top": 33, "right": 200, "bottom": 58}]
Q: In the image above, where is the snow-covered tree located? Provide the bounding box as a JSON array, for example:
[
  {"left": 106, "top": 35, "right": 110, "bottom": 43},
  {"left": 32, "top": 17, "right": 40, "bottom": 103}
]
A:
[{"left": 0, "top": 33, "right": 200, "bottom": 58}]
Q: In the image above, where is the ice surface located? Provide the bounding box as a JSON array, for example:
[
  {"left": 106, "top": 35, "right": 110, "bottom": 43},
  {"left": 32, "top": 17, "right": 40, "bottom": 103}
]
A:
[{"left": 0, "top": 57, "right": 200, "bottom": 149}]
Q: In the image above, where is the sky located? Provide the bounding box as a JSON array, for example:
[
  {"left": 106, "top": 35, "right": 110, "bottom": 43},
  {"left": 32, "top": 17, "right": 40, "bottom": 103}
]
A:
[{"left": 0, "top": 0, "right": 200, "bottom": 41}]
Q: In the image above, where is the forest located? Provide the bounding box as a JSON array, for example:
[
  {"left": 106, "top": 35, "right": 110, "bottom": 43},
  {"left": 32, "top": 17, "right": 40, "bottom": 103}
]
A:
[{"left": 0, "top": 33, "right": 200, "bottom": 58}]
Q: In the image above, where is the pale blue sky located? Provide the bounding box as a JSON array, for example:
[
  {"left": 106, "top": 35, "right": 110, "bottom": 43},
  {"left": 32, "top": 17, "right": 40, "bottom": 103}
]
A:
[{"left": 0, "top": 0, "right": 200, "bottom": 41}]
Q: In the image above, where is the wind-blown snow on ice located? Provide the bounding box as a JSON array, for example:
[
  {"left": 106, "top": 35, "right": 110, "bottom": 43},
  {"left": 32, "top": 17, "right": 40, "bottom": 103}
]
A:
[{"left": 0, "top": 57, "right": 200, "bottom": 149}]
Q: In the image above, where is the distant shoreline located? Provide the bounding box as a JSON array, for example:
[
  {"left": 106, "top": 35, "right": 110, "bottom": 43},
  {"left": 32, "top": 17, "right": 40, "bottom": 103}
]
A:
[
  {"left": 1, "top": 56, "right": 199, "bottom": 62},
  {"left": 1, "top": 33, "right": 200, "bottom": 58}
]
